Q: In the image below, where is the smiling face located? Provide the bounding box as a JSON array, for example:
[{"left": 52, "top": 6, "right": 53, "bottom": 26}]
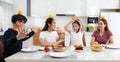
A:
[
  {"left": 72, "top": 23, "right": 80, "bottom": 32},
  {"left": 16, "top": 21, "right": 25, "bottom": 30},
  {"left": 98, "top": 20, "right": 106, "bottom": 31},
  {"left": 49, "top": 20, "right": 56, "bottom": 30}
]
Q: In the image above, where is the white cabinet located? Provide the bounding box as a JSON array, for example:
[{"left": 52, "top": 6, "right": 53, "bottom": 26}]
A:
[
  {"left": 31, "top": 0, "right": 119, "bottom": 17},
  {"left": 31, "top": 0, "right": 87, "bottom": 17},
  {"left": 85, "top": 32, "right": 92, "bottom": 46},
  {"left": 1, "top": 0, "right": 13, "bottom": 4},
  {"left": 87, "top": 0, "right": 119, "bottom": 16}
]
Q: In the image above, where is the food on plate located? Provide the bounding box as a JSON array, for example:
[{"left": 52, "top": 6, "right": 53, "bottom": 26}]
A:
[
  {"left": 75, "top": 44, "right": 83, "bottom": 50},
  {"left": 91, "top": 44, "right": 103, "bottom": 49},
  {"left": 91, "top": 44, "right": 104, "bottom": 52},
  {"left": 52, "top": 45, "right": 66, "bottom": 52}
]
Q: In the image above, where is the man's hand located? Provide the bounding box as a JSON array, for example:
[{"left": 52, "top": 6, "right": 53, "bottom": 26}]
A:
[{"left": 16, "top": 30, "right": 29, "bottom": 40}]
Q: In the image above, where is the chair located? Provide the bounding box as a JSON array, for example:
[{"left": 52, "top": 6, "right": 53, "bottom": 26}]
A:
[{"left": 0, "top": 35, "right": 4, "bottom": 62}]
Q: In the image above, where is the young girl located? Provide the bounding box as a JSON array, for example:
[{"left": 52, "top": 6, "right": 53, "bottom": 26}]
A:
[
  {"left": 57, "top": 30, "right": 65, "bottom": 46},
  {"left": 64, "top": 17, "right": 86, "bottom": 46}
]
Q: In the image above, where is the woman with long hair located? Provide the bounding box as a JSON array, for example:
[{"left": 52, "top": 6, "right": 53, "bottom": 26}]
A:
[
  {"left": 39, "top": 18, "right": 64, "bottom": 46},
  {"left": 91, "top": 19, "right": 114, "bottom": 45}
]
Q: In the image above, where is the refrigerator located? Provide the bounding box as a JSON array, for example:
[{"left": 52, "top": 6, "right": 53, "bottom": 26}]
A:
[{"left": 101, "top": 12, "right": 120, "bottom": 45}]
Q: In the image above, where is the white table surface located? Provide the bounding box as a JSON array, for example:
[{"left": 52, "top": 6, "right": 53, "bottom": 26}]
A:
[{"left": 5, "top": 46, "right": 120, "bottom": 62}]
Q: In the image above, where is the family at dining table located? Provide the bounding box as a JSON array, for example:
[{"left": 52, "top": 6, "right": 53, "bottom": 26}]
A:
[{"left": 0, "top": 12, "right": 114, "bottom": 62}]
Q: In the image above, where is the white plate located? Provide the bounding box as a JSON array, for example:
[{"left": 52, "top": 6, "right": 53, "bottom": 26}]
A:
[
  {"left": 38, "top": 47, "right": 45, "bottom": 51},
  {"left": 49, "top": 52, "right": 70, "bottom": 58},
  {"left": 75, "top": 50, "right": 83, "bottom": 52},
  {"left": 21, "top": 47, "right": 38, "bottom": 53},
  {"left": 38, "top": 47, "right": 52, "bottom": 51},
  {"left": 106, "top": 45, "right": 120, "bottom": 49}
]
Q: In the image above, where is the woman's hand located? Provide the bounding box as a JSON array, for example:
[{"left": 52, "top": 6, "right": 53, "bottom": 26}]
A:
[{"left": 91, "top": 41, "right": 99, "bottom": 45}]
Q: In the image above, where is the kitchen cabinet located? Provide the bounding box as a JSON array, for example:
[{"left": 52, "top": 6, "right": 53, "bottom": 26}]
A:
[
  {"left": 1, "top": 0, "right": 13, "bottom": 4},
  {"left": 31, "top": 0, "right": 119, "bottom": 17},
  {"left": 31, "top": 0, "right": 87, "bottom": 17},
  {"left": 87, "top": 0, "right": 119, "bottom": 16}
]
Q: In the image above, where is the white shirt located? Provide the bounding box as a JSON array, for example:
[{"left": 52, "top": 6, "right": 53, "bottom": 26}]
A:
[
  {"left": 40, "top": 31, "right": 58, "bottom": 43},
  {"left": 70, "top": 31, "right": 83, "bottom": 46}
]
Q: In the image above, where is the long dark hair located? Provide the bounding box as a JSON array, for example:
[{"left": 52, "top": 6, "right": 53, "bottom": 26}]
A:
[
  {"left": 42, "top": 18, "right": 54, "bottom": 31},
  {"left": 72, "top": 21, "right": 81, "bottom": 33},
  {"left": 97, "top": 19, "right": 109, "bottom": 31}
]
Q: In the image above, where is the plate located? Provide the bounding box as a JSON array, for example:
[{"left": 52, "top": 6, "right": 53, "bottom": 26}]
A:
[
  {"left": 21, "top": 47, "right": 38, "bottom": 53},
  {"left": 91, "top": 46, "right": 104, "bottom": 52},
  {"left": 106, "top": 45, "right": 120, "bottom": 49},
  {"left": 49, "top": 52, "right": 70, "bottom": 58},
  {"left": 38, "top": 47, "right": 45, "bottom": 51},
  {"left": 75, "top": 50, "right": 83, "bottom": 52},
  {"left": 91, "top": 48, "right": 104, "bottom": 52}
]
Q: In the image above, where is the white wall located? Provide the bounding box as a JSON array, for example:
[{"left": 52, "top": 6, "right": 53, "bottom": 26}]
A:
[
  {"left": 0, "top": 1, "right": 13, "bottom": 35},
  {"left": 13, "top": 0, "right": 27, "bottom": 16},
  {"left": 0, "top": 6, "right": 4, "bottom": 35}
]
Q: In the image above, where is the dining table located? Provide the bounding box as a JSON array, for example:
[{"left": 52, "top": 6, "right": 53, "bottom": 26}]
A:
[{"left": 5, "top": 46, "right": 120, "bottom": 62}]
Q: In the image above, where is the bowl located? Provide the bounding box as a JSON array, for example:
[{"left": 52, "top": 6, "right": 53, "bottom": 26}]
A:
[{"left": 91, "top": 45, "right": 104, "bottom": 52}]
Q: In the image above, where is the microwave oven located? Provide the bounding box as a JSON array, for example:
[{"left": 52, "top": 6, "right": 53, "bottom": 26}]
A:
[{"left": 87, "top": 17, "right": 98, "bottom": 23}]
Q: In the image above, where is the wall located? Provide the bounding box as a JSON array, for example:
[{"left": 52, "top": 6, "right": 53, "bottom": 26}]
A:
[
  {"left": 0, "top": 1, "right": 13, "bottom": 35},
  {"left": 13, "top": 0, "right": 27, "bottom": 16}
]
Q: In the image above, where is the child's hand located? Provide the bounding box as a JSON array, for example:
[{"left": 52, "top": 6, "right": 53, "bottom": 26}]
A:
[
  {"left": 32, "top": 26, "right": 42, "bottom": 33},
  {"left": 59, "top": 39, "right": 64, "bottom": 43}
]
